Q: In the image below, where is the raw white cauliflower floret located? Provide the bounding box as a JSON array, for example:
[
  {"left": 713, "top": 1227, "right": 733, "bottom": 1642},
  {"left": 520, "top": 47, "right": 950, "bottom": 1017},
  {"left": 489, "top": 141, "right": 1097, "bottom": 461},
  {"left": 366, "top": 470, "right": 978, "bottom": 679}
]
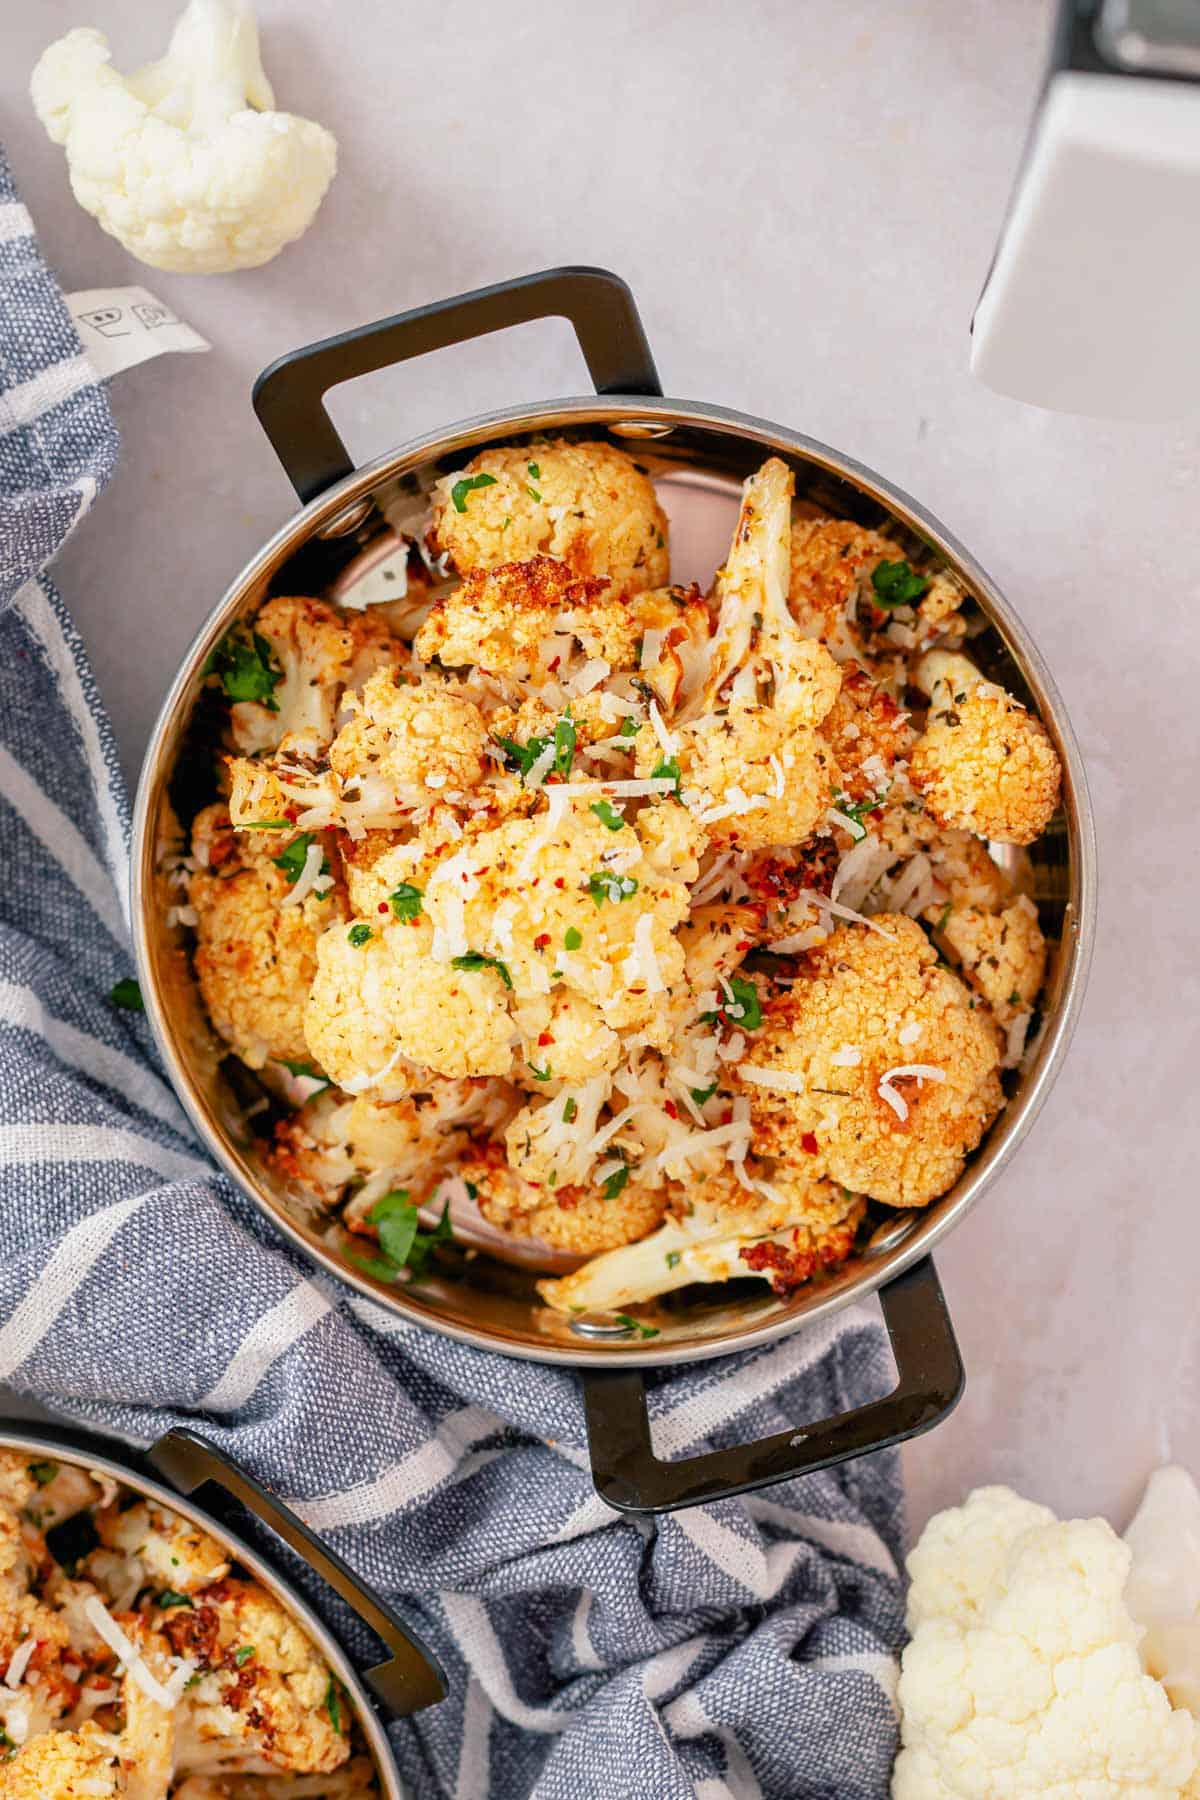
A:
[
  {"left": 894, "top": 1485, "right": 1200, "bottom": 1799},
  {"left": 910, "top": 650, "right": 1062, "bottom": 846},
  {"left": 427, "top": 438, "right": 669, "bottom": 593},
  {"left": 31, "top": 1, "right": 337, "bottom": 275}
]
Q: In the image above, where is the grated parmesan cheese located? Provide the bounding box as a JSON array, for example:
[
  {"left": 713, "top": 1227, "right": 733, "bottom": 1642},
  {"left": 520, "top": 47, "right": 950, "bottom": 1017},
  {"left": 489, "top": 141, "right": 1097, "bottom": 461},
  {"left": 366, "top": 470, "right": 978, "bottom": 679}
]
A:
[
  {"left": 830, "top": 1045, "right": 862, "bottom": 1067},
  {"left": 279, "top": 842, "right": 329, "bottom": 909},
  {"left": 5, "top": 1638, "right": 35, "bottom": 1688},
  {"left": 877, "top": 1063, "right": 946, "bottom": 1123},
  {"left": 737, "top": 1064, "right": 807, "bottom": 1096},
  {"left": 81, "top": 1598, "right": 194, "bottom": 1710},
  {"left": 647, "top": 699, "right": 677, "bottom": 758}
]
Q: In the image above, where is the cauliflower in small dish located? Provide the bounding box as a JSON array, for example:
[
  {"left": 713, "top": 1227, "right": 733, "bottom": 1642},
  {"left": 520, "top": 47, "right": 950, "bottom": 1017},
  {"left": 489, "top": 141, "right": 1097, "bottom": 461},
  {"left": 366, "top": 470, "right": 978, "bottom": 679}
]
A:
[
  {"left": 166, "top": 435, "right": 1063, "bottom": 1322},
  {"left": 0, "top": 1450, "right": 380, "bottom": 1794}
]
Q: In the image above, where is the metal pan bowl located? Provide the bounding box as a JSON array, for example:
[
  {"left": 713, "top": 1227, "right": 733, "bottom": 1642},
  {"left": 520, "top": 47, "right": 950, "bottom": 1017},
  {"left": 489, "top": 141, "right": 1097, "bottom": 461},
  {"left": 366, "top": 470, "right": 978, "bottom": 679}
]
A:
[
  {"left": 0, "top": 1423, "right": 439, "bottom": 1796},
  {"left": 132, "top": 386, "right": 1095, "bottom": 1373}
]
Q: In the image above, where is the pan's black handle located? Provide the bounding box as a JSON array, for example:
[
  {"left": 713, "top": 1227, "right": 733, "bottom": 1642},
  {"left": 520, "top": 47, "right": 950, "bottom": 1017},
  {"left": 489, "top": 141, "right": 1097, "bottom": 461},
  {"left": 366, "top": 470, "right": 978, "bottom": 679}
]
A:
[
  {"left": 581, "top": 1257, "right": 963, "bottom": 1514},
  {"left": 147, "top": 1427, "right": 446, "bottom": 1716},
  {"left": 253, "top": 265, "right": 663, "bottom": 504}
]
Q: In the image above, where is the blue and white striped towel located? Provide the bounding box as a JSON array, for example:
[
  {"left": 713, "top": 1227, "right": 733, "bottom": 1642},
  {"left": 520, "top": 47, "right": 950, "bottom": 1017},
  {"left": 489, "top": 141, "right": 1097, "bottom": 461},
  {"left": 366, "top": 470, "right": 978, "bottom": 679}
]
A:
[{"left": 0, "top": 145, "right": 907, "bottom": 1799}]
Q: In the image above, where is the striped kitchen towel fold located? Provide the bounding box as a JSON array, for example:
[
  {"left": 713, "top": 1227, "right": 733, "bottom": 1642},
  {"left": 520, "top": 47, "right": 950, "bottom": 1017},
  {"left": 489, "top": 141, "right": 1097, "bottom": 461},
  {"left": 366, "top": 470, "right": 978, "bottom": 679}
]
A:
[{"left": 0, "top": 143, "right": 906, "bottom": 1799}]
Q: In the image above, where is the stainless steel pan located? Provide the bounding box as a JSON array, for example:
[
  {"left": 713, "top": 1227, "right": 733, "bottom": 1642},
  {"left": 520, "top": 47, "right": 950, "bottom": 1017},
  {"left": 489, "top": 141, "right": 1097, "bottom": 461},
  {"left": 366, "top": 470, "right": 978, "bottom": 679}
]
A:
[
  {"left": 0, "top": 1420, "right": 445, "bottom": 1792},
  {"left": 132, "top": 268, "right": 1096, "bottom": 1511}
]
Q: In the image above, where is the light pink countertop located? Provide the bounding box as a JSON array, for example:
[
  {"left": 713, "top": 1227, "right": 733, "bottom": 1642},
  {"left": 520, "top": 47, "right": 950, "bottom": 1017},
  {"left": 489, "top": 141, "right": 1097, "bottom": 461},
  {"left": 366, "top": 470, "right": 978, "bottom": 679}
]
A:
[{"left": 3, "top": 0, "right": 1197, "bottom": 1539}]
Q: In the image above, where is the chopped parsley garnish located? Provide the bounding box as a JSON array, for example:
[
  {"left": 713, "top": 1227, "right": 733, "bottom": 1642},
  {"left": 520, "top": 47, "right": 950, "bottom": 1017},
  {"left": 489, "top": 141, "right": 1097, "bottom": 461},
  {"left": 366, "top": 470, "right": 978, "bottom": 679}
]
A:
[
  {"left": 618, "top": 716, "right": 642, "bottom": 738},
  {"left": 347, "top": 923, "right": 373, "bottom": 947},
  {"left": 389, "top": 882, "right": 424, "bottom": 921},
  {"left": 601, "top": 1163, "right": 630, "bottom": 1200},
  {"left": 665, "top": 1251, "right": 681, "bottom": 1269},
  {"left": 450, "top": 472, "right": 497, "bottom": 514},
  {"left": 527, "top": 484, "right": 542, "bottom": 502},
  {"left": 235, "top": 1645, "right": 255, "bottom": 1666},
  {"left": 528, "top": 1063, "right": 553, "bottom": 1082},
  {"left": 702, "top": 975, "right": 762, "bottom": 1032},
  {"left": 589, "top": 799, "right": 625, "bottom": 831},
  {"left": 207, "top": 628, "right": 283, "bottom": 709},
  {"left": 562, "top": 1097, "right": 578, "bottom": 1123},
  {"left": 527, "top": 461, "right": 541, "bottom": 480},
  {"left": 553, "top": 711, "right": 576, "bottom": 776},
  {"left": 587, "top": 871, "right": 639, "bottom": 907},
  {"left": 239, "top": 818, "right": 292, "bottom": 830},
  {"left": 156, "top": 1590, "right": 194, "bottom": 1610},
  {"left": 109, "top": 978, "right": 144, "bottom": 1012},
  {"left": 325, "top": 1677, "right": 344, "bottom": 1735},
  {"left": 29, "top": 1461, "right": 57, "bottom": 1487},
  {"left": 612, "top": 1312, "right": 659, "bottom": 1339},
  {"left": 934, "top": 901, "right": 953, "bottom": 933},
  {"left": 1008, "top": 988, "right": 1022, "bottom": 1007},
  {"left": 452, "top": 950, "right": 514, "bottom": 990},
  {"left": 832, "top": 786, "right": 890, "bottom": 842},
  {"left": 871, "top": 558, "right": 929, "bottom": 609},
  {"left": 651, "top": 756, "right": 682, "bottom": 796},
  {"left": 362, "top": 1190, "right": 454, "bottom": 1280},
  {"left": 495, "top": 732, "right": 548, "bottom": 779},
  {"left": 272, "top": 832, "right": 329, "bottom": 885},
  {"left": 563, "top": 926, "right": 583, "bottom": 951},
  {"left": 689, "top": 1083, "right": 718, "bottom": 1107}
]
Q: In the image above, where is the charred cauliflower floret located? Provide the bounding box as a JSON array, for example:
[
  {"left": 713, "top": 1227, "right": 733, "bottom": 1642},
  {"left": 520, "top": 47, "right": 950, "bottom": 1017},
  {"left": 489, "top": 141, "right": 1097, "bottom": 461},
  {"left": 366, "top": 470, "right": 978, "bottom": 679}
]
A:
[
  {"left": 938, "top": 893, "right": 1046, "bottom": 1027},
  {"left": 428, "top": 438, "right": 668, "bottom": 593},
  {"left": 270, "top": 1081, "right": 519, "bottom": 1217},
  {"left": 328, "top": 665, "right": 490, "bottom": 808},
  {"left": 789, "top": 516, "right": 963, "bottom": 661},
  {"left": 165, "top": 1578, "right": 349, "bottom": 1777},
  {"left": 909, "top": 650, "right": 1062, "bottom": 845},
  {"left": 819, "top": 659, "right": 916, "bottom": 802},
  {"left": 464, "top": 1142, "right": 666, "bottom": 1254},
  {"left": 625, "top": 583, "right": 713, "bottom": 713},
  {"left": 539, "top": 1171, "right": 863, "bottom": 1313},
  {"left": 736, "top": 917, "right": 1003, "bottom": 1208},
  {"left": 415, "top": 555, "right": 641, "bottom": 680},
  {"left": 223, "top": 596, "right": 399, "bottom": 757},
  {"left": 188, "top": 805, "right": 344, "bottom": 1070},
  {"left": 0, "top": 1722, "right": 122, "bottom": 1798},
  {"left": 305, "top": 915, "right": 515, "bottom": 1090}
]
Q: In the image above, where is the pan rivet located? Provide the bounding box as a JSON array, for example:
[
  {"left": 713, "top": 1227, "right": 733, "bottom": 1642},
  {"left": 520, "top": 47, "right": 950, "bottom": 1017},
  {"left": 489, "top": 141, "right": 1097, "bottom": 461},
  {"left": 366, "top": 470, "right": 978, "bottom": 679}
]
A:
[
  {"left": 316, "top": 497, "right": 374, "bottom": 539},
  {"left": 864, "top": 1214, "right": 919, "bottom": 1256},
  {"left": 568, "top": 1312, "right": 639, "bottom": 1338},
  {"left": 609, "top": 420, "right": 675, "bottom": 440}
]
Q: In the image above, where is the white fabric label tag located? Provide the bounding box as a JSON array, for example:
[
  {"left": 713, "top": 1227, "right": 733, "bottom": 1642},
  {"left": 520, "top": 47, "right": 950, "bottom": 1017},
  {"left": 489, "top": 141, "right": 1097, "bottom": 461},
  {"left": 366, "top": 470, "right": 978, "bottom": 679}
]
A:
[{"left": 65, "top": 286, "right": 210, "bottom": 379}]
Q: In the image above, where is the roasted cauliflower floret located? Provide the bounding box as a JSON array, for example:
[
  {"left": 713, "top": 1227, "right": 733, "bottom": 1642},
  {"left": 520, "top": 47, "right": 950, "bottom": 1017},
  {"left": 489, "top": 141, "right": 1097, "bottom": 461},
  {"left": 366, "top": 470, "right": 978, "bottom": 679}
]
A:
[
  {"left": 635, "top": 802, "right": 706, "bottom": 883},
  {"left": 0, "top": 1722, "right": 122, "bottom": 1797},
  {"left": 819, "top": 659, "right": 916, "bottom": 801},
  {"left": 270, "top": 1081, "right": 519, "bottom": 1217},
  {"left": 419, "top": 808, "right": 690, "bottom": 1046},
  {"left": 305, "top": 914, "right": 515, "bottom": 1090},
  {"left": 789, "top": 515, "right": 963, "bottom": 661},
  {"left": 328, "top": 666, "right": 490, "bottom": 807},
  {"left": 165, "top": 1578, "right": 349, "bottom": 1777},
  {"left": 92, "top": 1499, "right": 230, "bottom": 1599},
  {"left": 223, "top": 596, "right": 399, "bottom": 757},
  {"left": 938, "top": 893, "right": 1046, "bottom": 1026},
  {"left": 464, "top": 1143, "right": 666, "bottom": 1254},
  {"left": 736, "top": 916, "right": 1003, "bottom": 1208},
  {"left": 188, "top": 805, "right": 344, "bottom": 1070},
  {"left": 909, "top": 650, "right": 1062, "bottom": 845},
  {"left": 428, "top": 438, "right": 668, "bottom": 593},
  {"left": 539, "top": 1171, "right": 863, "bottom": 1313},
  {"left": 642, "top": 703, "right": 839, "bottom": 853},
  {"left": 625, "top": 583, "right": 713, "bottom": 712},
  {"left": 415, "top": 556, "right": 641, "bottom": 680}
]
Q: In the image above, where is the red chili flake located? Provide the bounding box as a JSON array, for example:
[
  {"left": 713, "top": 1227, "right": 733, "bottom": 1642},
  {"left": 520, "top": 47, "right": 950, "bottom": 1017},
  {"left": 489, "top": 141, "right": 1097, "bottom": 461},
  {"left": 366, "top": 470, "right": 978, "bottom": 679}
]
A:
[
  {"left": 801, "top": 1131, "right": 819, "bottom": 1154},
  {"left": 534, "top": 933, "right": 551, "bottom": 951},
  {"left": 548, "top": 656, "right": 561, "bottom": 672},
  {"left": 377, "top": 902, "right": 389, "bottom": 914},
  {"left": 553, "top": 877, "right": 566, "bottom": 889},
  {"left": 284, "top": 807, "right": 300, "bottom": 822},
  {"left": 664, "top": 1100, "right": 678, "bottom": 1119},
  {"left": 736, "top": 939, "right": 751, "bottom": 952},
  {"left": 721, "top": 1109, "right": 733, "bottom": 1125},
  {"left": 537, "top": 1030, "right": 555, "bottom": 1046}
]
